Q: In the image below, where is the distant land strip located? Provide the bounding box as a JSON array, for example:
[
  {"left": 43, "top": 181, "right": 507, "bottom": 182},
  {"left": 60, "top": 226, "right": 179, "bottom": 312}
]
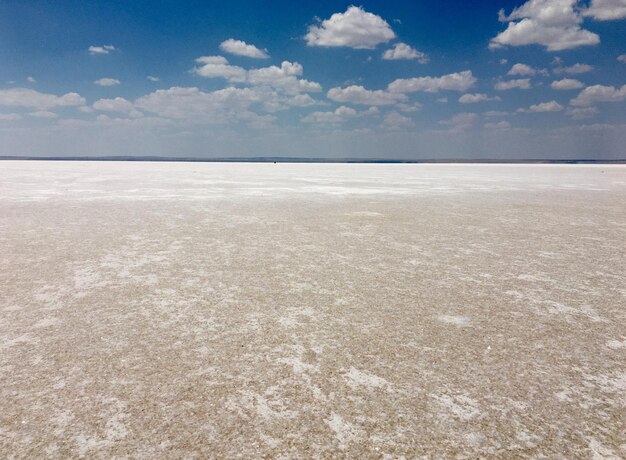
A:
[{"left": 1, "top": 156, "right": 625, "bottom": 164}]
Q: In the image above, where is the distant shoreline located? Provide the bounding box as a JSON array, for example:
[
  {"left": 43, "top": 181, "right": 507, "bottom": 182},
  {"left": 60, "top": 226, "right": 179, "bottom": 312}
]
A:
[{"left": 1, "top": 156, "right": 625, "bottom": 164}]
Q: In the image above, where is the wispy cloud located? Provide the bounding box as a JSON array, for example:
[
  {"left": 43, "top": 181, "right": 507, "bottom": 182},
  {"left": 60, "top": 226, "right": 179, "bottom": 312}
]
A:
[
  {"left": 220, "top": 39, "right": 269, "bottom": 58},
  {"left": 88, "top": 44, "right": 116, "bottom": 55},
  {"left": 94, "top": 78, "right": 121, "bottom": 86}
]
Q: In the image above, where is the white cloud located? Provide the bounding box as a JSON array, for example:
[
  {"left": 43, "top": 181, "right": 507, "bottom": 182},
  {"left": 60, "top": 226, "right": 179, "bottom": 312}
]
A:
[
  {"left": 382, "top": 43, "right": 429, "bottom": 63},
  {"left": 382, "top": 111, "right": 414, "bottom": 129},
  {"left": 583, "top": 0, "right": 626, "bottom": 20},
  {"left": 439, "top": 112, "right": 478, "bottom": 133},
  {"left": 88, "top": 45, "right": 115, "bottom": 55},
  {"left": 301, "top": 105, "right": 377, "bottom": 124},
  {"left": 490, "top": 0, "right": 600, "bottom": 51},
  {"left": 287, "top": 94, "right": 320, "bottom": 107},
  {"left": 302, "top": 106, "right": 357, "bottom": 123},
  {"left": 494, "top": 79, "right": 531, "bottom": 90},
  {"left": 219, "top": 39, "right": 269, "bottom": 59},
  {"left": 93, "top": 97, "right": 135, "bottom": 113},
  {"left": 134, "top": 86, "right": 273, "bottom": 126},
  {"left": 0, "top": 88, "right": 85, "bottom": 108},
  {"left": 29, "top": 110, "right": 58, "bottom": 118},
  {"left": 618, "top": 54, "right": 626, "bottom": 63},
  {"left": 27, "top": 76, "right": 36, "bottom": 83},
  {"left": 508, "top": 63, "right": 537, "bottom": 75},
  {"left": 565, "top": 106, "right": 599, "bottom": 119},
  {"left": 570, "top": 84, "right": 626, "bottom": 106},
  {"left": 500, "top": 58, "right": 509, "bottom": 65},
  {"left": 526, "top": 100, "right": 564, "bottom": 112},
  {"left": 133, "top": 86, "right": 289, "bottom": 125},
  {"left": 551, "top": 78, "right": 584, "bottom": 89},
  {"left": 94, "top": 78, "right": 121, "bottom": 86},
  {"left": 554, "top": 63, "right": 593, "bottom": 74},
  {"left": 459, "top": 93, "right": 501, "bottom": 104},
  {"left": 193, "top": 56, "right": 247, "bottom": 81},
  {"left": 193, "top": 58, "right": 321, "bottom": 95},
  {"left": 327, "top": 85, "right": 405, "bottom": 105},
  {"left": 147, "top": 76, "right": 160, "bottom": 82},
  {"left": 247, "top": 61, "right": 321, "bottom": 95},
  {"left": 305, "top": 6, "right": 395, "bottom": 49},
  {"left": 388, "top": 70, "right": 476, "bottom": 93},
  {"left": 484, "top": 121, "right": 512, "bottom": 130}
]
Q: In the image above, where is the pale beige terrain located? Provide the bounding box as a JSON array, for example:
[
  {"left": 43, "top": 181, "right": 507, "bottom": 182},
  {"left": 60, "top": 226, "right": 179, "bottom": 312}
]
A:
[{"left": 1, "top": 161, "right": 625, "bottom": 458}]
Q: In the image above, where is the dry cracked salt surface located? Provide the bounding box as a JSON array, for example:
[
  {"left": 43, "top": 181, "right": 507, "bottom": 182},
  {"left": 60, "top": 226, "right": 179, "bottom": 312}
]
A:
[{"left": 1, "top": 161, "right": 625, "bottom": 458}]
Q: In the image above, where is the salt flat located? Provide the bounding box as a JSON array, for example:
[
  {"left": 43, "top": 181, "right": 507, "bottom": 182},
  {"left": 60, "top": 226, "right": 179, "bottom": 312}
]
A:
[{"left": 1, "top": 161, "right": 625, "bottom": 458}]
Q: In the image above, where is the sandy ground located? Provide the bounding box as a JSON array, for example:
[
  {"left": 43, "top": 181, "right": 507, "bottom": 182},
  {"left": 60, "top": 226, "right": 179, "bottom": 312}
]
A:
[{"left": 1, "top": 161, "right": 625, "bottom": 458}]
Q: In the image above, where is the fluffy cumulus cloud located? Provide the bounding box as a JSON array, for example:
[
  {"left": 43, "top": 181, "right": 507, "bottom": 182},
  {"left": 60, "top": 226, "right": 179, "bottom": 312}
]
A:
[
  {"left": 583, "top": 0, "right": 626, "bottom": 20},
  {"left": 132, "top": 82, "right": 321, "bottom": 122},
  {"left": 327, "top": 85, "right": 405, "bottom": 105},
  {"left": 494, "top": 79, "right": 532, "bottom": 90},
  {"left": 302, "top": 106, "right": 378, "bottom": 123},
  {"left": 193, "top": 58, "right": 321, "bottom": 94},
  {"left": 193, "top": 56, "right": 247, "bottom": 81},
  {"left": 93, "top": 97, "right": 135, "bottom": 113},
  {"left": 247, "top": 61, "right": 321, "bottom": 95},
  {"left": 94, "top": 78, "right": 121, "bottom": 86},
  {"left": 388, "top": 71, "right": 476, "bottom": 93},
  {"left": 619, "top": 54, "right": 626, "bottom": 63},
  {"left": 523, "top": 100, "right": 564, "bottom": 112},
  {"left": 0, "top": 88, "right": 85, "bottom": 108},
  {"left": 508, "top": 63, "right": 537, "bottom": 75},
  {"left": 134, "top": 86, "right": 275, "bottom": 125},
  {"left": 219, "top": 39, "right": 269, "bottom": 58},
  {"left": 305, "top": 6, "right": 395, "bottom": 49},
  {"left": 551, "top": 78, "right": 584, "bottom": 89},
  {"left": 490, "top": 0, "right": 600, "bottom": 51},
  {"left": 302, "top": 106, "right": 357, "bottom": 123},
  {"left": 570, "top": 84, "right": 626, "bottom": 106},
  {"left": 147, "top": 76, "right": 160, "bottom": 82},
  {"left": 459, "top": 93, "right": 501, "bottom": 103},
  {"left": 88, "top": 45, "right": 115, "bottom": 55},
  {"left": 285, "top": 94, "right": 319, "bottom": 107},
  {"left": 554, "top": 63, "right": 593, "bottom": 74},
  {"left": 382, "top": 43, "right": 429, "bottom": 63}
]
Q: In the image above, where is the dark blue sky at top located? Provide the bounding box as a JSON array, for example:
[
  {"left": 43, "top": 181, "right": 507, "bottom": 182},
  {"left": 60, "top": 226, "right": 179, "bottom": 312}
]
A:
[
  {"left": 3, "top": 1, "right": 622, "bottom": 87},
  {"left": 0, "top": 1, "right": 625, "bottom": 159}
]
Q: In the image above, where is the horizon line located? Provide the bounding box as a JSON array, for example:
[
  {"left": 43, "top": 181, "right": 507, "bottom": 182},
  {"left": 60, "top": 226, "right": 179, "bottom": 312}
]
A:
[{"left": 1, "top": 155, "right": 625, "bottom": 165}]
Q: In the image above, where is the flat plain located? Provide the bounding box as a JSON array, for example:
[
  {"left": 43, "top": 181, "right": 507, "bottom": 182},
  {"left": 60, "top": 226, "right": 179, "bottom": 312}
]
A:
[{"left": 1, "top": 161, "right": 625, "bottom": 458}]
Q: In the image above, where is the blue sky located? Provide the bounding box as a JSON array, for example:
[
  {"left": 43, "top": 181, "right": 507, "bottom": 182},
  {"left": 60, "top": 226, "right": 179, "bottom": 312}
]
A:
[{"left": 1, "top": 0, "right": 625, "bottom": 159}]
